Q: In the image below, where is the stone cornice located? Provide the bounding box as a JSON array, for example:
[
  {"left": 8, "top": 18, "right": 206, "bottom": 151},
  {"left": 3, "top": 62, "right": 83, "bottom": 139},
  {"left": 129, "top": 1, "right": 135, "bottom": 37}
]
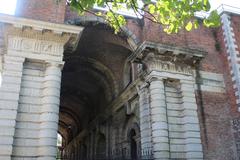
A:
[
  {"left": 128, "top": 41, "right": 206, "bottom": 65},
  {"left": 0, "top": 13, "right": 84, "bottom": 51},
  {"left": 0, "top": 14, "right": 83, "bottom": 34}
]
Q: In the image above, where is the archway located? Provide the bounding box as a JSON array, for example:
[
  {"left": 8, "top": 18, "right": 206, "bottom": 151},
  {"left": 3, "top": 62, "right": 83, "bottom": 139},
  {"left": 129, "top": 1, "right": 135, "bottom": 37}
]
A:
[
  {"left": 58, "top": 23, "right": 132, "bottom": 159},
  {"left": 130, "top": 129, "right": 138, "bottom": 160},
  {"left": 96, "top": 133, "right": 107, "bottom": 159},
  {"left": 66, "top": 15, "right": 140, "bottom": 50}
]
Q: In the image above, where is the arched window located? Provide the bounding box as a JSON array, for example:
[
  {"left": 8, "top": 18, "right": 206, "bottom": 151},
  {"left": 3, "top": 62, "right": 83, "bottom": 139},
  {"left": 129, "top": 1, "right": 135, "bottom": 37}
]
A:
[
  {"left": 96, "top": 133, "right": 106, "bottom": 160},
  {"left": 81, "top": 144, "right": 87, "bottom": 160},
  {"left": 130, "top": 129, "right": 138, "bottom": 160}
]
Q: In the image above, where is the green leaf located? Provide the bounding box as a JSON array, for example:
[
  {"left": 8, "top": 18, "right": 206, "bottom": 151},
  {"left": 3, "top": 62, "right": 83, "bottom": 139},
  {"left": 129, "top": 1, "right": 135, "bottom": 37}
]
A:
[
  {"left": 69, "top": 0, "right": 219, "bottom": 34},
  {"left": 185, "top": 21, "right": 193, "bottom": 31},
  {"left": 148, "top": 4, "right": 156, "bottom": 14}
]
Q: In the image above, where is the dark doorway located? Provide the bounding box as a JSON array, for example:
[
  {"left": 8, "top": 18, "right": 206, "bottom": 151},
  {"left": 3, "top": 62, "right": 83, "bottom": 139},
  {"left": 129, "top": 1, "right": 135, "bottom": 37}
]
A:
[
  {"left": 82, "top": 144, "right": 87, "bottom": 160},
  {"left": 130, "top": 129, "right": 138, "bottom": 160},
  {"left": 96, "top": 134, "right": 106, "bottom": 160}
]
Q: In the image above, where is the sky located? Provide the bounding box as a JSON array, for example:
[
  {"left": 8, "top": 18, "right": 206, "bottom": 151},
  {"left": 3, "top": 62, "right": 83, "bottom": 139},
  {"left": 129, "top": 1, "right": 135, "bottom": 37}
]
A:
[
  {"left": 0, "top": 0, "right": 17, "bottom": 15},
  {"left": 209, "top": 0, "right": 240, "bottom": 10},
  {"left": 0, "top": 0, "right": 239, "bottom": 15}
]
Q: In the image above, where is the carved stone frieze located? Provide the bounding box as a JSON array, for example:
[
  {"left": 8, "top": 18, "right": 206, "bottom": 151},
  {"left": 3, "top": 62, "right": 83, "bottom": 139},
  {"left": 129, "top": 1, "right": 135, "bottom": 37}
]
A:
[
  {"left": 129, "top": 41, "right": 206, "bottom": 76},
  {"left": 8, "top": 37, "right": 63, "bottom": 56},
  {"left": 0, "top": 14, "right": 84, "bottom": 54},
  {"left": 146, "top": 59, "right": 193, "bottom": 75}
]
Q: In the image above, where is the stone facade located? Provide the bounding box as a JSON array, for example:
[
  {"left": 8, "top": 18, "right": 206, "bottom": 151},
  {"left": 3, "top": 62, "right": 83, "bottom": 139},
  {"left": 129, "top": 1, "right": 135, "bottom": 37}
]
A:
[{"left": 0, "top": 1, "right": 240, "bottom": 160}]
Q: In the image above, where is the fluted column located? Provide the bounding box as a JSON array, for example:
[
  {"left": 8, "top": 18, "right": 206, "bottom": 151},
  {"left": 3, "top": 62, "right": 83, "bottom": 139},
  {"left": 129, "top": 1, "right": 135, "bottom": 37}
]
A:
[
  {"left": 137, "top": 82, "right": 153, "bottom": 158},
  {"left": 149, "top": 77, "right": 170, "bottom": 160},
  {"left": 38, "top": 62, "right": 63, "bottom": 160}
]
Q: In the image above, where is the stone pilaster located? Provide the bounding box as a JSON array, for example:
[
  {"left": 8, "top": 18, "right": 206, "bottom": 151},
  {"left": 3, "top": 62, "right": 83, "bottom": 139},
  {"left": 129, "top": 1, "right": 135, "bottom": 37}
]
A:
[
  {"left": 0, "top": 55, "right": 24, "bottom": 160},
  {"left": 180, "top": 79, "right": 203, "bottom": 160},
  {"left": 137, "top": 82, "right": 153, "bottom": 158},
  {"left": 37, "top": 62, "right": 62, "bottom": 160},
  {"left": 149, "top": 77, "right": 170, "bottom": 160}
]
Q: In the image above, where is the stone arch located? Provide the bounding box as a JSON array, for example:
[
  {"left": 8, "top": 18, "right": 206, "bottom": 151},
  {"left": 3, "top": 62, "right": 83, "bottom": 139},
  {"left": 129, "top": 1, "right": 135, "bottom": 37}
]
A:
[
  {"left": 122, "top": 115, "right": 140, "bottom": 140},
  {"left": 81, "top": 143, "right": 87, "bottom": 160},
  {"left": 127, "top": 123, "right": 140, "bottom": 141},
  {"left": 121, "top": 118, "right": 140, "bottom": 159},
  {"left": 127, "top": 123, "right": 140, "bottom": 160},
  {"left": 64, "top": 56, "right": 119, "bottom": 98},
  {"left": 123, "top": 60, "right": 132, "bottom": 88},
  {"left": 66, "top": 16, "right": 140, "bottom": 50},
  {"left": 96, "top": 132, "right": 107, "bottom": 159}
]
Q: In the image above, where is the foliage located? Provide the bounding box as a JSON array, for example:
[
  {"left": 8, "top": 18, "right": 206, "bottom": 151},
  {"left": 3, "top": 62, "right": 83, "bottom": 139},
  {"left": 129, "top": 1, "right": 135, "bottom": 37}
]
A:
[{"left": 68, "top": 0, "right": 221, "bottom": 34}]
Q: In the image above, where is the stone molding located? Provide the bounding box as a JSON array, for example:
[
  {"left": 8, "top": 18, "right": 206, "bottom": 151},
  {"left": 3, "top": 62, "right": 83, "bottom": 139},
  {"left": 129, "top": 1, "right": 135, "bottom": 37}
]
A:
[
  {"left": 0, "top": 13, "right": 83, "bottom": 53},
  {"left": 128, "top": 41, "right": 206, "bottom": 63},
  {"left": 8, "top": 36, "right": 64, "bottom": 56},
  {"left": 0, "top": 13, "right": 83, "bottom": 35},
  {"left": 128, "top": 42, "right": 206, "bottom": 79},
  {"left": 221, "top": 13, "right": 240, "bottom": 110},
  {"left": 195, "top": 71, "right": 226, "bottom": 93},
  {"left": 143, "top": 53, "right": 193, "bottom": 75}
]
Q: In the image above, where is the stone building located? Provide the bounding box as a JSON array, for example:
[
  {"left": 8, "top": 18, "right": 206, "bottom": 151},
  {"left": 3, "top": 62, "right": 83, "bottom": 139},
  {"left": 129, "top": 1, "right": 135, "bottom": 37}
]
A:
[{"left": 0, "top": 0, "right": 240, "bottom": 160}]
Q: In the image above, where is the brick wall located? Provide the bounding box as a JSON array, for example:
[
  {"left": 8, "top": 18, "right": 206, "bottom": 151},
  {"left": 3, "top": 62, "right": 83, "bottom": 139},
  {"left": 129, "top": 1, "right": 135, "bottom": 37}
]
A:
[
  {"left": 15, "top": 0, "right": 66, "bottom": 23},
  {"left": 197, "top": 91, "right": 236, "bottom": 159}
]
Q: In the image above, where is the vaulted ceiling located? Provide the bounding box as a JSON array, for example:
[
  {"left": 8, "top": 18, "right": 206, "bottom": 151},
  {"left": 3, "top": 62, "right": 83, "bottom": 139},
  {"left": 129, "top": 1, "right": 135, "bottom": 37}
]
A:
[{"left": 58, "top": 25, "right": 132, "bottom": 144}]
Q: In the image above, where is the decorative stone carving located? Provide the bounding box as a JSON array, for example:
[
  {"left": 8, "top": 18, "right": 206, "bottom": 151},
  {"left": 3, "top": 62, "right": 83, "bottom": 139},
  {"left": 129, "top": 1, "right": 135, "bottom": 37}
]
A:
[
  {"left": 125, "top": 97, "right": 139, "bottom": 116},
  {"left": 145, "top": 59, "right": 193, "bottom": 75},
  {"left": 129, "top": 41, "right": 205, "bottom": 76},
  {"left": 8, "top": 37, "right": 63, "bottom": 56},
  {"left": 0, "top": 14, "right": 84, "bottom": 54}
]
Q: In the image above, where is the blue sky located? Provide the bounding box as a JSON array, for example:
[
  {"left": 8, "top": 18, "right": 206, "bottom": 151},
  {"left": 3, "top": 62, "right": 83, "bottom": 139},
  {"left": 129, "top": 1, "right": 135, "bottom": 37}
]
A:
[{"left": 0, "top": 0, "right": 239, "bottom": 15}]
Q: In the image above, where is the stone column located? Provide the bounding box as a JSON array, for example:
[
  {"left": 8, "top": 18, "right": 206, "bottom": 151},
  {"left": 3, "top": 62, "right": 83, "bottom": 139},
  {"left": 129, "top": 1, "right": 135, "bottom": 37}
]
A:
[
  {"left": 137, "top": 82, "right": 153, "bottom": 158},
  {"left": 149, "top": 77, "right": 170, "bottom": 160},
  {"left": 0, "top": 55, "right": 24, "bottom": 160},
  {"left": 180, "top": 79, "right": 203, "bottom": 160},
  {"left": 38, "top": 62, "right": 62, "bottom": 160}
]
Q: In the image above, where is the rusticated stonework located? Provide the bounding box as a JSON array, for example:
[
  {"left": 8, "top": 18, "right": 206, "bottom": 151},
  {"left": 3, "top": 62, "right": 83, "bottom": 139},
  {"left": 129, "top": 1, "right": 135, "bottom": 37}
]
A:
[
  {"left": 0, "top": 14, "right": 83, "bottom": 160},
  {"left": 0, "top": 2, "right": 240, "bottom": 160}
]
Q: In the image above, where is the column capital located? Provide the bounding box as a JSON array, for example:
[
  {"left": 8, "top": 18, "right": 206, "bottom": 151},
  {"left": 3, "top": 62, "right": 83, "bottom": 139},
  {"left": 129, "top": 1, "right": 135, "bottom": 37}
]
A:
[
  {"left": 136, "top": 81, "right": 149, "bottom": 94},
  {"left": 145, "top": 74, "right": 165, "bottom": 84},
  {"left": 45, "top": 61, "right": 65, "bottom": 69},
  {"left": 3, "top": 55, "right": 25, "bottom": 63}
]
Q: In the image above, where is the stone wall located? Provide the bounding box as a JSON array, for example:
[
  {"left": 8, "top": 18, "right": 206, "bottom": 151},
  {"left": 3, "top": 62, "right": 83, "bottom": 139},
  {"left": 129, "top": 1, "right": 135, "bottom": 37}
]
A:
[
  {"left": 61, "top": 97, "right": 141, "bottom": 160},
  {"left": 0, "top": 15, "right": 82, "bottom": 159}
]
